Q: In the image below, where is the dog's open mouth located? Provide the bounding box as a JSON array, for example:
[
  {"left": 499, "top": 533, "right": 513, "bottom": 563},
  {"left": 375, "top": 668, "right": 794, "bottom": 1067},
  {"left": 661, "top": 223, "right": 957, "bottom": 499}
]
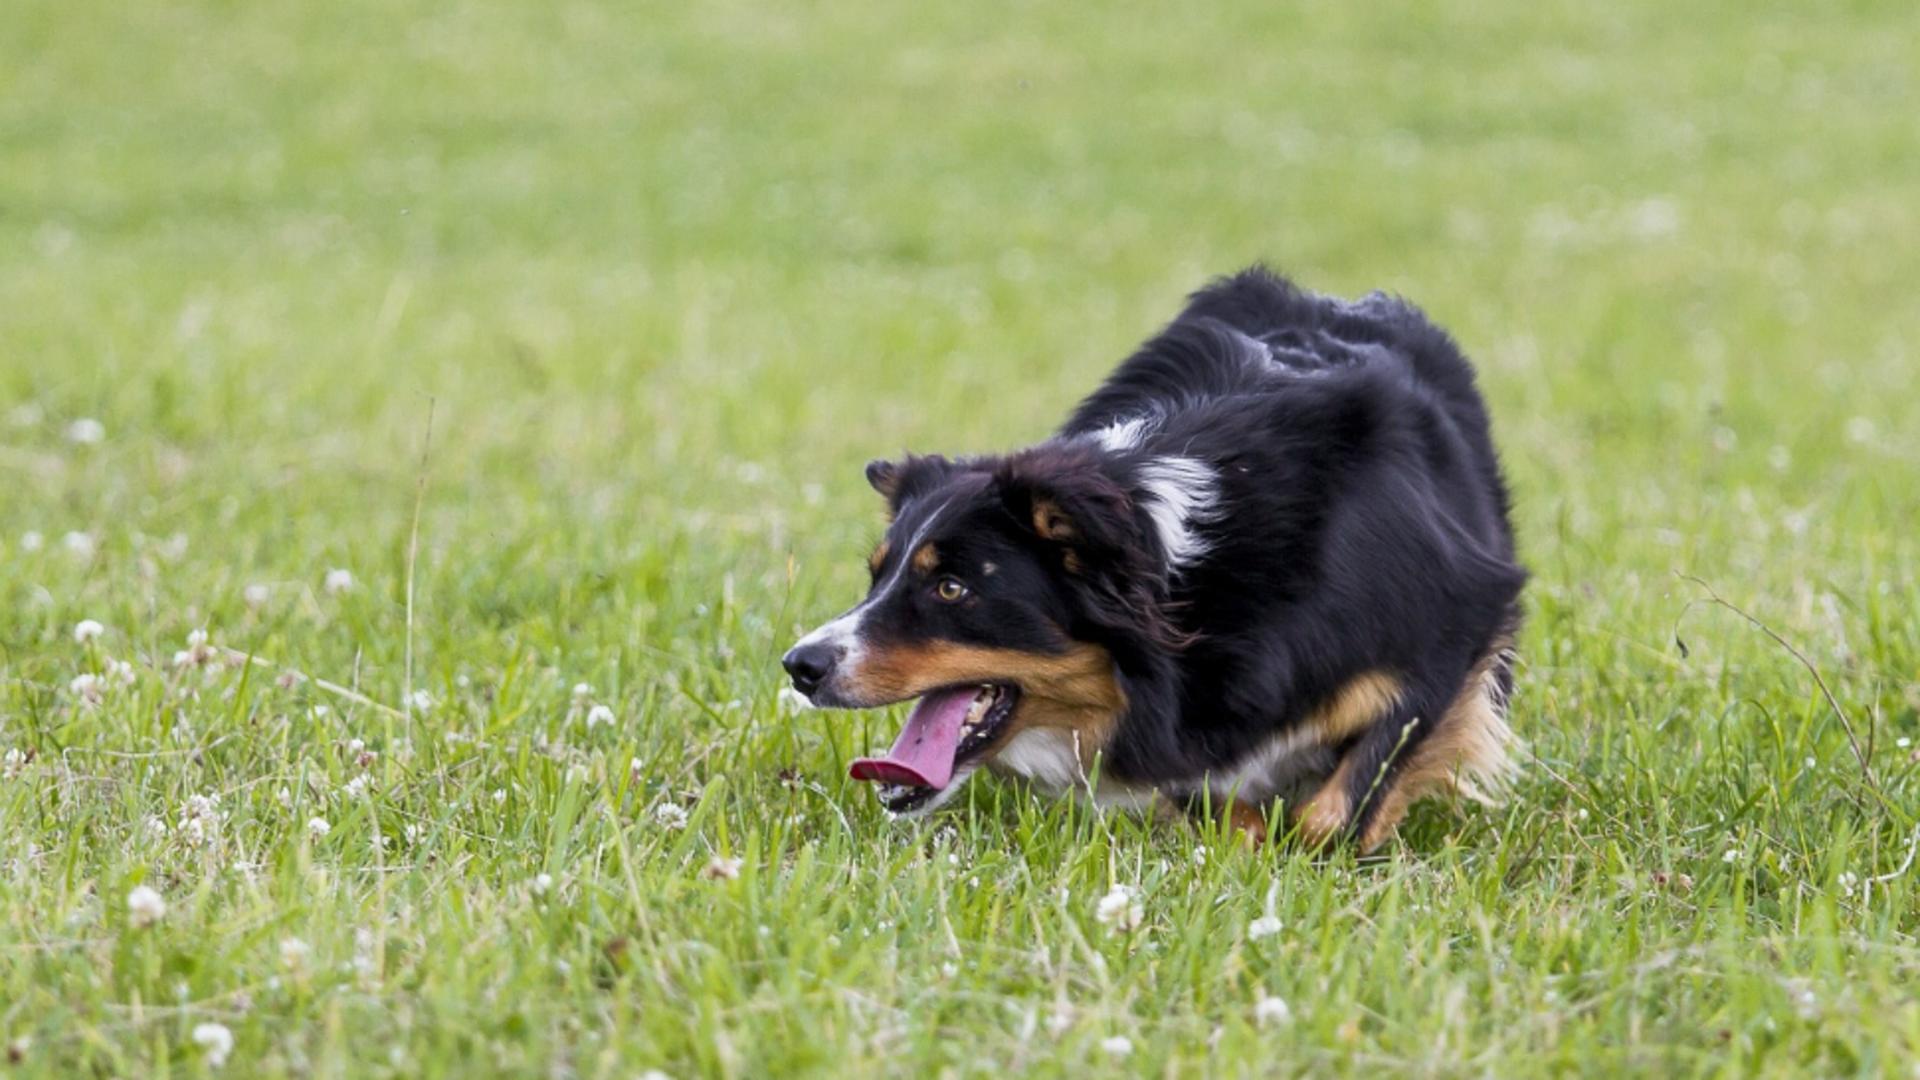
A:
[{"left": 849, "top": 683, "right": 1020, "bottom": 813}]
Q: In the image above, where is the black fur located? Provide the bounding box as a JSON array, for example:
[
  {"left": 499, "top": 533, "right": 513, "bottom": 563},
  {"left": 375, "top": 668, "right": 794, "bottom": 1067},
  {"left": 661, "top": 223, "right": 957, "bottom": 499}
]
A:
[
  {"left": 791, "top": 266, "right": 1524, "bottom": 839},
  {"left": 1064, "top": 268, "right": 1524, "bottom": 836}
]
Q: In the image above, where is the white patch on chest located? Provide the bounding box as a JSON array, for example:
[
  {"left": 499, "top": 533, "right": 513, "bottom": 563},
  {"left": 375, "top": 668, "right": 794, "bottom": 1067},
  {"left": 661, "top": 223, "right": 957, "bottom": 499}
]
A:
[
  {"left": 989, "top": 727, "right": 1161, "bottom": 811},
  {"left": 1200, "top": 726, "right": 1340, "bottom": 805},
  {"left": 990, "top": 727, "right": 1083, "bottom": 795}
]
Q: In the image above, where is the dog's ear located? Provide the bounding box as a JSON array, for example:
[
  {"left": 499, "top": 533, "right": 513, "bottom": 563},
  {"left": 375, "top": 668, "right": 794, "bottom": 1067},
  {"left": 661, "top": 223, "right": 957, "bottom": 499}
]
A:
[
  {"left": 864, "top": 454, "right": 957, "bottom": 516},
  {"left": 993, "top": 450, "right": 1136, "bottom": 569},
  {"left": 994, "top": 447, "right": 1192, "bottom": 651},
  {"left": 865, "top": 459, "right": 900, "bottom": 499}
]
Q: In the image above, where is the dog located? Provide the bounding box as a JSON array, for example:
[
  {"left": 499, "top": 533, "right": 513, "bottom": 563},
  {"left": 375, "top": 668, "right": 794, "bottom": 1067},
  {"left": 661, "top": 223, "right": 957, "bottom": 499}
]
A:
[{"left": 782, "top": 267, "right": 1524, "bottom": 851}]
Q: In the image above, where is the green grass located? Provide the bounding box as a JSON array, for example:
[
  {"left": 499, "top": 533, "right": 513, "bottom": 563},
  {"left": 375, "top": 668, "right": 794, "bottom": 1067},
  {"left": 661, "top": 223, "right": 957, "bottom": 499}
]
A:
[{"left": 4, "top": 0, "right": 1919, "bottom": 1075}]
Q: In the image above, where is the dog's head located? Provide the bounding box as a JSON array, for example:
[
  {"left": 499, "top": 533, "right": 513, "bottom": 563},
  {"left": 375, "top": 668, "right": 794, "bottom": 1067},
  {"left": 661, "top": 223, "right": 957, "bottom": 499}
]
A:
[{"left": 782, "top": 445, "right": 1184, "bottom": 814}]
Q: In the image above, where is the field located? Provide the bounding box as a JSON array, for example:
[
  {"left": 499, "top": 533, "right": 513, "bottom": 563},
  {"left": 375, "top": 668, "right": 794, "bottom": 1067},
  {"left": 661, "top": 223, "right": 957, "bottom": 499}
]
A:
[{"left": 4, "top": 0, "right": 1918, "bottom": 1075}]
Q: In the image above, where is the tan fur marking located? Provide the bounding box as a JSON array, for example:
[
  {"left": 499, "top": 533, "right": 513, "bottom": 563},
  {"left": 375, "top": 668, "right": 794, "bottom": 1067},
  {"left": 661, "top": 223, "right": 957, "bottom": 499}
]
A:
[
  {"left": 1304, "top": 670, "right": 1402, "bottom": 743},
  {"left": 845, "top": 641, "right": 1125, "bottom": 755},
  {"left": 1263, "top": 671, "right": 1402, "bottom": 848},
  {"left": 1226, "top": 800, "right": 1270, "bottom": 846},
  {"left": 1357, "top": 651, "right": 1517, "bottom": 851},
  {"left": 1030, "top": 498, "right": 1076, "bottom": 542},
  {"left": 912, "top": 543, "right": 940, "bottom": 575},
  {"left": 1293, "top": 764, "right": 1355, "bottom": 849},
  {"left": 868, "top": 540, "right": 891, "bottom": 576}
]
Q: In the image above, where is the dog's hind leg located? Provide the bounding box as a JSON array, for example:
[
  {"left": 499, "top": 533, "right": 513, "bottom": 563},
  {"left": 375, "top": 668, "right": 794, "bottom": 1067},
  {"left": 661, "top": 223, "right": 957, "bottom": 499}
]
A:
[{"left": 1293, "top": 650, "right": 1517, "bottom": 852}]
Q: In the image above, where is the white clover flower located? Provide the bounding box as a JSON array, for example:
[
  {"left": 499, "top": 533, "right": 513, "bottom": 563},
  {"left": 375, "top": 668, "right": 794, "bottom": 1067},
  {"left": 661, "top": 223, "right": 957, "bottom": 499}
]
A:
[
  {"left": 2, "top": 747, "right": 29, "bottom": 779},
  {"left": 702, "top": 855, "right": 744, "bottom": 880},
  {"left": 1094, "top": 885, "right": 1143, "bottom": 933},
  {"left": 69, "top": 673, "right": 105, "bottom": 707},
  {"left": 142, "top": 814, "right": 169, "bottom": 838},
  {"left": 106, "top": 659, "right": 136, "bottom": 686},
  {"left": 585, "top": 704, "right": 615, "bottom": 729},
  {"left": 173, "top": 628, "right": 216, "bottom": 669},
  {"left": 531, "top": 872, "right": 554, "bottom": 896},
  {"left": 571, "top": 682, "right": 594, "bottom": 703},
  {"left": 491, "top": 788, "right": 507, "bottom": 805},
  {"left": 73, "top": 619, "right": 105, "bottom": 644},
  {"left": 1784, "top": 979, "right": 1818, "bottom": 1020},
  {"left": 1837, "top": 871, "right": 1859, "bottom": 893},
  {"left": 1898, "top": 737, "right": 1913, "bottom": 750},
  {"left": 65, "top": 418, "right": 105, "bottom": 445},
  {"left": 653, "top": 802, "right": 689, "bottom": 829},
  {"left": 323, "top": 568, "right": 354, "bottom": 594},
  {"left": 307, "top": 817, "right": 332, "bottom": 839},
  {"left": 183, "top": 793, "right": 220, "bottom": 820},
  {"left": 1722, "top": 848, "right": 1741, "bottom": 864},
  {"left": 1254, "top": 995, "right": 1293, "bottom": 1027},
  {"left": 127, "top": 885, "right": 166, "bottom": 927},
  {"left": 343, "top": 774, "right": 371, "bottom": 799},
  {"left": 243, "top": 583, "right": 270, "bottom": 608},
  {"left": 940, "top": 961, "right": 959, "bottom": 978},
  {"left": 1191, "top": 845, "right": 1209, "bottom": 867},
  {"left": 62, "top": 531, "right": 95, "bottom": 559},
  {"left": 406, "top": 690, "right": 433, "bottom": 713},
  {"left": 1100, "top": 1036, "right": 1133, "bottom": 1058},
  {"left": 1047, "top": 1004, "right": 1074, "bottom": 1037},
  {"left": 20, "top": 531, "right": 44, "bottom": 552},
  {"left": 191, "top": 1021, "right": 233, "bottom": 1068},
  {"left": 629, "top": 757, "right": 645, "bottom": 785},
  {"left": 280, "top": 937, "right": 312, "bottom": 969},
  {"left": 179, "top": 817, "right": 208, "bottom": 845},
  {"left": 1248, "top": 915, "right": 1283, "bottom": 941}
]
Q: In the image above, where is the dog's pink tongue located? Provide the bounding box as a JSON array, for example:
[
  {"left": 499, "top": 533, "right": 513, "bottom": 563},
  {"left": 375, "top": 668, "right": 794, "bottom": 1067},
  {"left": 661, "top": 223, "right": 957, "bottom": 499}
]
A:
[{"left": 849, "top": 687, "right": 976, "bottom": 789}]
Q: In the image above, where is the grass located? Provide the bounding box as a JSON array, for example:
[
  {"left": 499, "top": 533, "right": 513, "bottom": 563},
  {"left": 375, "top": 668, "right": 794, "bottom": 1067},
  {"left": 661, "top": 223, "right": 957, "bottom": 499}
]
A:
[{"left": 3, "top": 0, "right": 1918, "bottom": 1075}]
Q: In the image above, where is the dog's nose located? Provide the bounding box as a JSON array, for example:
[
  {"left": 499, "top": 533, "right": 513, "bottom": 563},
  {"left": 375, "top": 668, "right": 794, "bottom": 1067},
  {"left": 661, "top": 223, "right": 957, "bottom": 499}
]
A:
[{"left": 781, "top": 642, "right": 840, "bottom": 696}]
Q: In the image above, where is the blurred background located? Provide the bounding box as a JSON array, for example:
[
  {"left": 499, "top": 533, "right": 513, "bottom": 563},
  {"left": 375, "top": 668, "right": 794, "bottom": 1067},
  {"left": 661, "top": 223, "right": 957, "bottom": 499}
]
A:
[{"left": 6, "top": 0, "right": 1918, "bottom": 772}]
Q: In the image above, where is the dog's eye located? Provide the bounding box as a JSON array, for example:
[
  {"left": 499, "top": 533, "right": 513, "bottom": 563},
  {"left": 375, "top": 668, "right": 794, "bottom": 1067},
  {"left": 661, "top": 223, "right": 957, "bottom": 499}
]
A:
[{"left": 933, "top": 576, "right": 968, "bottom": 603}]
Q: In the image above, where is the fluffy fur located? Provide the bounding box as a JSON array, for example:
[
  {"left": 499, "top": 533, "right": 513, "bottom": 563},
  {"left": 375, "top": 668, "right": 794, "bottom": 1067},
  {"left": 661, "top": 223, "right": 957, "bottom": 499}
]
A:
[{"left": 783, "top": 266, "right": 1525, "bottom": 850}]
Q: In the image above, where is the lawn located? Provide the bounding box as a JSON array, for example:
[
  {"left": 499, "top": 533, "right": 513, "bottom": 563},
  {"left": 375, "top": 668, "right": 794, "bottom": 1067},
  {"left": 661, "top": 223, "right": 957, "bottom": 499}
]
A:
[{"left": 3, "top": 0, "right": 1918, "bottom": 1075}]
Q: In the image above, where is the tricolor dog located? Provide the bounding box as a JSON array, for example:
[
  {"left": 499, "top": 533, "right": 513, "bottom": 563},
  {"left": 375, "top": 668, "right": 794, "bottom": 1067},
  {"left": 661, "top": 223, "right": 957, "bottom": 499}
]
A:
[{"left": 782, "top": 267, "right": 1524, "bottom": 850}]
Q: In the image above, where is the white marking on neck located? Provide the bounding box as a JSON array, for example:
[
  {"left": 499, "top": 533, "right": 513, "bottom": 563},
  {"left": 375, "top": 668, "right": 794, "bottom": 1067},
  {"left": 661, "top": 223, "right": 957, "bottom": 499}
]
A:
[
  {"left": 1091, "top": 414, "right": 1157, "bottom": 453},
  {"left": 1135, "top": 455, "right": 1220, "bottom": 569}
]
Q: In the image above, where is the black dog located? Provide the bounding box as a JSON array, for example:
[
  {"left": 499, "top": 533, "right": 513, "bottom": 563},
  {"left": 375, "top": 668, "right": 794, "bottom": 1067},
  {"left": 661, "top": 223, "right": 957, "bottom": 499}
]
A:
[{"left": 783, "top": 267, "right": 1524, "bottom": 850}]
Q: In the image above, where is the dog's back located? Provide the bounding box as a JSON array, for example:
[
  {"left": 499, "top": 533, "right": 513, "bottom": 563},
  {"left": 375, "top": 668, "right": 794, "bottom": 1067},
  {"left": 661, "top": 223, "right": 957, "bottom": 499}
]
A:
[{"left": 1057, "top": 266, "right": 1525, "bottom": 847}]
